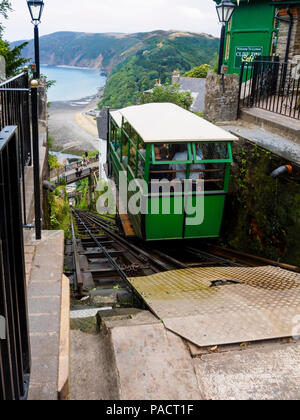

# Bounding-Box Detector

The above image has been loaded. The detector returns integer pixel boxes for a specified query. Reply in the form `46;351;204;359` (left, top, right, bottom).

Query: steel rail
72;209;131;285
76;210;180;272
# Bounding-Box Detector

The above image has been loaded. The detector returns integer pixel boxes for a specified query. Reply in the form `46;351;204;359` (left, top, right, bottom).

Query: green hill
99;31;219;108
11;31;143;71
12;30;219;107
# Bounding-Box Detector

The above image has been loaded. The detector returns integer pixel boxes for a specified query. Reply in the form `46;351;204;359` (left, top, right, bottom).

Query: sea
40;65;106;102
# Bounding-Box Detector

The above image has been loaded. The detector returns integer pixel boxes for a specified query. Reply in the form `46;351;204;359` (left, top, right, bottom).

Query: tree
184;64;211;79
0;0;12;38
140;82;193;110
0;39;29;77
0;1;30;77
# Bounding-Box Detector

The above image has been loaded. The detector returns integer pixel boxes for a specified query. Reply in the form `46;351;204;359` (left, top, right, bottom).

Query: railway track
67;209;299;310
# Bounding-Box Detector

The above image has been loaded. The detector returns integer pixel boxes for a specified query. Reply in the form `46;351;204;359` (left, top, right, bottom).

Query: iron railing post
31;81;42;240
34;25;40;79
218;23;226;75
0;126;31;400
23;69;32;166
237;61;245;117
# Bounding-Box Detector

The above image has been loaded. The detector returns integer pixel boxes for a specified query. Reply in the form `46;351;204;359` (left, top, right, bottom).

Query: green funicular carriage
108;103;238;241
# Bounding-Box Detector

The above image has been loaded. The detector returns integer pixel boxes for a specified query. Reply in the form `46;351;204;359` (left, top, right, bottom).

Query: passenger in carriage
191;144;205;181
170;145;205;181
149;146;171;182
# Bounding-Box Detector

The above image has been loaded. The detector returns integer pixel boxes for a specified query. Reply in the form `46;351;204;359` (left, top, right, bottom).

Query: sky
3;0;221;42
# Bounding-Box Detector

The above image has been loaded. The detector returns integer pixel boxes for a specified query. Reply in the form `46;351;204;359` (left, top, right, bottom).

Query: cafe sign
234;46;263;69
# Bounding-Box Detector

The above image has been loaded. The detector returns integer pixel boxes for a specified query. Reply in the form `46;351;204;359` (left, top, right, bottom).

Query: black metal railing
51;156;99;177
0;126;31;400
57;167;92;185
0;72;31;167
239;58;300;120
0;72;41;239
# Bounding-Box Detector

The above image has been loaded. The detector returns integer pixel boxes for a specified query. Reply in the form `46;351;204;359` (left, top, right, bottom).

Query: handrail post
237;61;245;118
31;80;42;240
23;68;32;166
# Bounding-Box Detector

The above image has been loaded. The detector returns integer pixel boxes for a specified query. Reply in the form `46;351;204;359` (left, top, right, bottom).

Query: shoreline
49;86;104;111
48;87;105;154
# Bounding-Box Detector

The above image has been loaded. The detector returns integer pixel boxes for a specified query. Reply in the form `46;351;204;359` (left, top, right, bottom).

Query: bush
48;154;61;171
140;82;193;110
184;64;211;78
48;186;71;238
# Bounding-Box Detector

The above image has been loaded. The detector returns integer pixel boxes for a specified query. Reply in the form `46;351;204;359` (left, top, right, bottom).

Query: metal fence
0;127;31;400
51;156;99;178
58;167;92;185
239;58;300;120
0;71;41;238
0;72;31;167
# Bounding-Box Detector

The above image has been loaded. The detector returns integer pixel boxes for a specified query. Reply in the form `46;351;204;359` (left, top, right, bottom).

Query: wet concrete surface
222;124;300;167
70;330;119;400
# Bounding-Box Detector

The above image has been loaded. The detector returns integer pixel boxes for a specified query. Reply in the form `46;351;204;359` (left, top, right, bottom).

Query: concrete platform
99;310;300;400
193;340;300;400
221;124;300;167
239;108;300;145
25;230;70;400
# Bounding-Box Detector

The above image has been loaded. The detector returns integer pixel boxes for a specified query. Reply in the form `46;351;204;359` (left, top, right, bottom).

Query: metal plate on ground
129;266;300;347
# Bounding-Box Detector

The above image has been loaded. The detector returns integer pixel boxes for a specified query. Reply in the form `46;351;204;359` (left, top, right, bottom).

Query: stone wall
277;7;300;61
0;56;6;81
221;138;300;267
294;12;300;57
38;78;48;127
204;71;240;123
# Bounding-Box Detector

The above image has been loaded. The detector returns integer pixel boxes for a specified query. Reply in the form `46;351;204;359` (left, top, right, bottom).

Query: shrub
184;64;211;78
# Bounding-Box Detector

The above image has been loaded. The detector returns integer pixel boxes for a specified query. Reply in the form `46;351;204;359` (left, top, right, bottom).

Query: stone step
239;108;300;145
106;322;201;400
26;230;70;401
221;123;300;167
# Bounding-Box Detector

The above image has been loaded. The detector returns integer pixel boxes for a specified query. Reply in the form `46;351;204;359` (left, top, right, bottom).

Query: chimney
172;70;180;84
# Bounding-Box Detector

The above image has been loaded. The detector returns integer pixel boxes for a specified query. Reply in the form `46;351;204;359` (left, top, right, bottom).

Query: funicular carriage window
149;144;208;179
128;128;138;173
111;123;121;154
148;143;197;194
137;141;146;179
122;122;146;178
193;142;230;191
118;121;130;168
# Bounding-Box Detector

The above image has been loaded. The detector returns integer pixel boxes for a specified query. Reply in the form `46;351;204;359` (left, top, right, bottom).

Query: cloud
4;0;220;42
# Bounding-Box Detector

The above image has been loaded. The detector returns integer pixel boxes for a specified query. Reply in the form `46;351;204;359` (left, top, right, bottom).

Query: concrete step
239;108;300;145
221;123;300;167
26;230;70;401
98;310;202;400
99;308;159;330
106;322;201;400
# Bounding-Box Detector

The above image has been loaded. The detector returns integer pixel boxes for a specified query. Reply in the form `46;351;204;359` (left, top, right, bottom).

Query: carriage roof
110;103;238;144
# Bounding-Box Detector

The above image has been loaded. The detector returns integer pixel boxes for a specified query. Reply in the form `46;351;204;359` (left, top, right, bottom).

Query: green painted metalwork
108;114;234;241
222;0;277;76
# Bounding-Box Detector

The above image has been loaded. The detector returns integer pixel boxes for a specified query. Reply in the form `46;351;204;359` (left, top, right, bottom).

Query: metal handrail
0;126;31;400
0;72;27;87
0;71;42;239
239;58;300;120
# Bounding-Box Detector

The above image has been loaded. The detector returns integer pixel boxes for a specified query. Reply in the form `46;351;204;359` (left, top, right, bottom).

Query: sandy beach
48;92;103;155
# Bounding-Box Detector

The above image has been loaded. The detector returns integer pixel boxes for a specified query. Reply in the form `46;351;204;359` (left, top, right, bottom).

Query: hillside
12;30;219;107
11;31;143;72
99;31;219;108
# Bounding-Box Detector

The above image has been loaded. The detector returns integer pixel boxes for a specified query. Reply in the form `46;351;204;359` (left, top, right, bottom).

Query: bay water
40;65;106;102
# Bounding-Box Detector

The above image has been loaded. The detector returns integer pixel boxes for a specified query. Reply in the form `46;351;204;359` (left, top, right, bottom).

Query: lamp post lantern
216;0;236;75
27;0;44;78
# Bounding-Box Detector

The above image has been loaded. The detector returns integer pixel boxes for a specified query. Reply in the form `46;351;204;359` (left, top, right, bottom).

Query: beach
48;92;102;155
